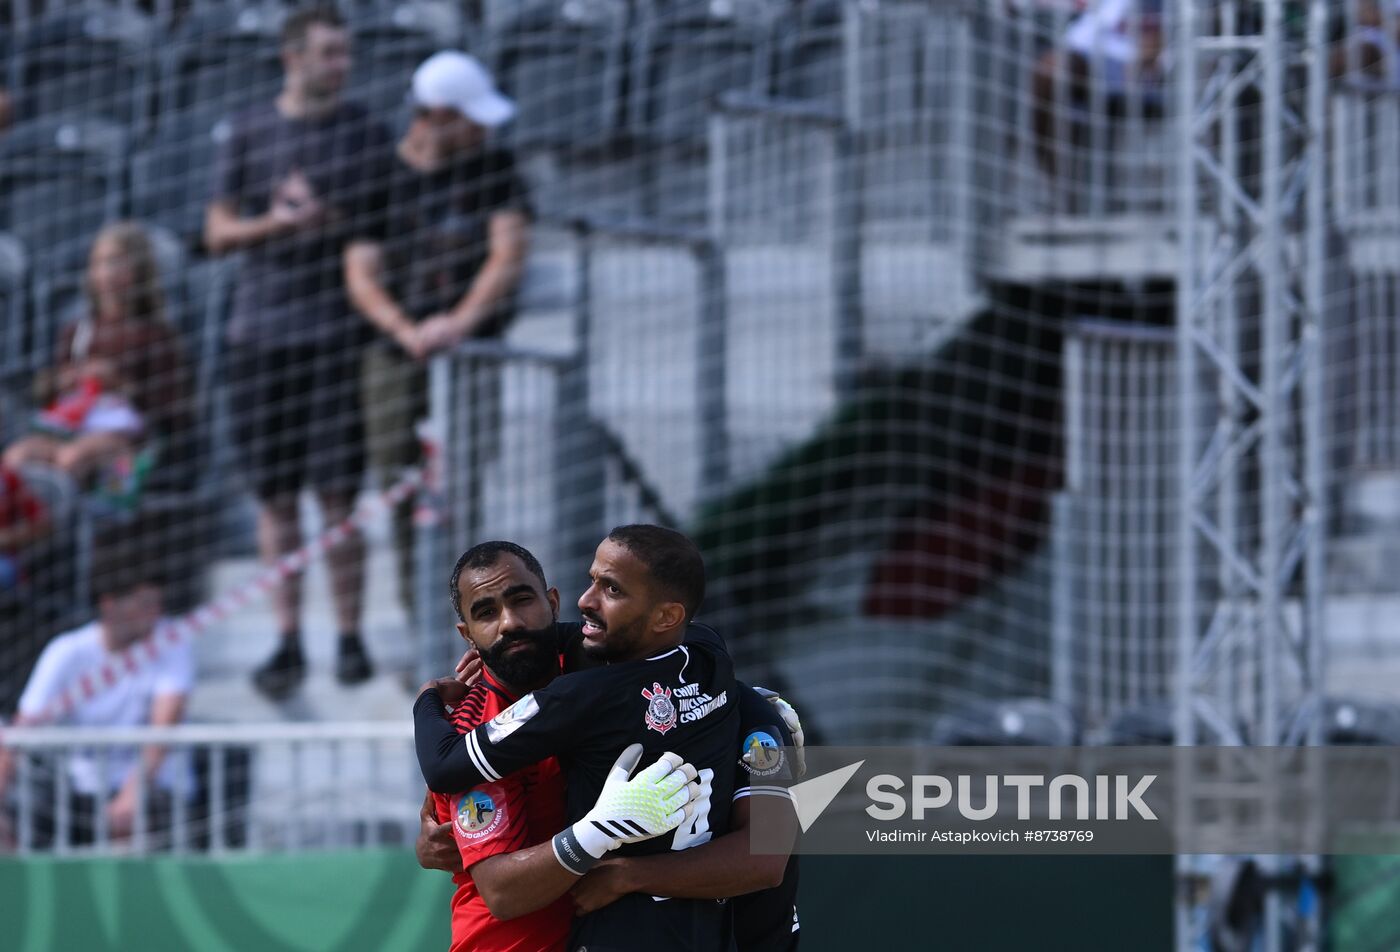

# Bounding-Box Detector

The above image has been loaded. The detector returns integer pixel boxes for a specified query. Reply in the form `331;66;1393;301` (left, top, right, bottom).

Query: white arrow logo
789;760;865;833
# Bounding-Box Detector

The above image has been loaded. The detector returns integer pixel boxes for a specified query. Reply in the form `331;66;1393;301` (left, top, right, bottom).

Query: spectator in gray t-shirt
205;4;392;700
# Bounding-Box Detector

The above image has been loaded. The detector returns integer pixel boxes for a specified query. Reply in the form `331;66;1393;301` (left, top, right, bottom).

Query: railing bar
133;752;147;855
210;745;226;854
17;751;33;854
55;752;70;855
291;740;304;851
3;722;415;747
329;740;341;848
713;89;846;126
172;744;188;854
94;747;110;849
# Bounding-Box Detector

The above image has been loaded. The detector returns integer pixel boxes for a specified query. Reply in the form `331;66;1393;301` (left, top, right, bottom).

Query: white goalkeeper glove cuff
552;743;699;875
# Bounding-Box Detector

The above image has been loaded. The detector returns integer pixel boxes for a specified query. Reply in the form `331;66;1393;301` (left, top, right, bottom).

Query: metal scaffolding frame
1174;1;1327;950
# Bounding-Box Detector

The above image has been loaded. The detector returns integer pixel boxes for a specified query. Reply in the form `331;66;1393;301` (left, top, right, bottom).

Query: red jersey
431;668;571;952
0;465;43;539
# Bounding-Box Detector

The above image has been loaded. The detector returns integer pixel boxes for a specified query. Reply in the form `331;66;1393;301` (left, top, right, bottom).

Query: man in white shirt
1031;0;1166;178
0;519;194;849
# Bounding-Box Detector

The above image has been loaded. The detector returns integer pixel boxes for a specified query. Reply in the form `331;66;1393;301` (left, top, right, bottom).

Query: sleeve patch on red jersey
454;783;508;842
484;693;539;744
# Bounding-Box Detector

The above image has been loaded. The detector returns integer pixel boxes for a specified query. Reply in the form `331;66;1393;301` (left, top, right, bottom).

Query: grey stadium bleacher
0;0;1001;686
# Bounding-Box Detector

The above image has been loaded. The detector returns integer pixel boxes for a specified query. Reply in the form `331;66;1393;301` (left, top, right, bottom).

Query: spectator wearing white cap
345;51;532;625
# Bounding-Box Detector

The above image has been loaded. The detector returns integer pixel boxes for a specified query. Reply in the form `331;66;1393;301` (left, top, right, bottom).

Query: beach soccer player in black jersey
417;536;803;949
417;526;795;950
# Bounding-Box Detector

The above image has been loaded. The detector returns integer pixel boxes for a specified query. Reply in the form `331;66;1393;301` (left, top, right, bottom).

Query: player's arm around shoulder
473;744;700;921
570;792;795;914
570;685;804;913
415;669;595;794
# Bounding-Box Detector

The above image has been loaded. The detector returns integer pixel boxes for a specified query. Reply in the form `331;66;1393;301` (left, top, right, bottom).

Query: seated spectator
0;516;194;850
3;222;193;506
1032;0;1166;178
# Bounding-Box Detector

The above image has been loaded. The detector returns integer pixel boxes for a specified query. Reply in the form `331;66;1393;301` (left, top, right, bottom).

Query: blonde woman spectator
3;222;192;493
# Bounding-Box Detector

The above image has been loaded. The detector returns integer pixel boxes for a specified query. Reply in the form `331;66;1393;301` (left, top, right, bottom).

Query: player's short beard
480;625;557;690
580;613;647;663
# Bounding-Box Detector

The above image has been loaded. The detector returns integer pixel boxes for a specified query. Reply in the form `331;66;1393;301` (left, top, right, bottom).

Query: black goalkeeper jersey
419;622;741;951
732;686;801;951
563;623;800;949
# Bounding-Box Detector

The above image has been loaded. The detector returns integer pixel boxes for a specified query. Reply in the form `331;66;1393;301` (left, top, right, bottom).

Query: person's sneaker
336;634;374;686
252;640;305;701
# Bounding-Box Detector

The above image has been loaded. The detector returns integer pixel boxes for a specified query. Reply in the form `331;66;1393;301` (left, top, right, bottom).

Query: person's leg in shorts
227;345;315;699
308;345;372;685
361;345;426;622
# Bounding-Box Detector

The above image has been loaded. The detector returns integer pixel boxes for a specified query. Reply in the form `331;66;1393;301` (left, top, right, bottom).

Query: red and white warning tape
26;467;426;727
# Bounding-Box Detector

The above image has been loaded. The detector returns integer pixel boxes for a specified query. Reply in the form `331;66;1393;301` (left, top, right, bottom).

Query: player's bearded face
480;624;556;688
578;609;649;662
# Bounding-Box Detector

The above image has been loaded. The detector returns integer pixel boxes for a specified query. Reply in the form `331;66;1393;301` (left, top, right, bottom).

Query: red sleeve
431;791;453;826
447;778;530;870
1;468;43;525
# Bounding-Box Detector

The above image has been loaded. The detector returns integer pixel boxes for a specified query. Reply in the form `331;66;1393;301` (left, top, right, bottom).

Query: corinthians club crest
642;682;677;734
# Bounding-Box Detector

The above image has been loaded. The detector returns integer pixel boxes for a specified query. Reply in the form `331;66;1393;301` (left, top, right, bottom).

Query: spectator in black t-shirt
205;4;394;700
344;51;531;622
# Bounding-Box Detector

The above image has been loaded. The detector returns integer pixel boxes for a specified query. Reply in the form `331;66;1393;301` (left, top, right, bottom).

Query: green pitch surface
3;851;1173;951
0;849;451;952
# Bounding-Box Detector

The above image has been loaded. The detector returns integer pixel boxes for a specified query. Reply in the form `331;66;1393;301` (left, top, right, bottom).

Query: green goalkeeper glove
552;743;698;875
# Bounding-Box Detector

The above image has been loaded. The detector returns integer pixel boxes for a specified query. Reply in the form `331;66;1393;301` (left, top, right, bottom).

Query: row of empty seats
5;1;933;149
6;3;465;133
0;0;964;255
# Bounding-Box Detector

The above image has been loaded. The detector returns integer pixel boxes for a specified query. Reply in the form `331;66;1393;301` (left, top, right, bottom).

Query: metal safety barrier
1;721;418;856
1053;319;1178;731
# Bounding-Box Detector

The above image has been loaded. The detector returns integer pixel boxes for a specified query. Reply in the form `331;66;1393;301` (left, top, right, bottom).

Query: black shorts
226;344;365;500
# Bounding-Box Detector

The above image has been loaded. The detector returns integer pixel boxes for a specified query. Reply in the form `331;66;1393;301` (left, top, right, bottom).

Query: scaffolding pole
1174;1;1327;949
